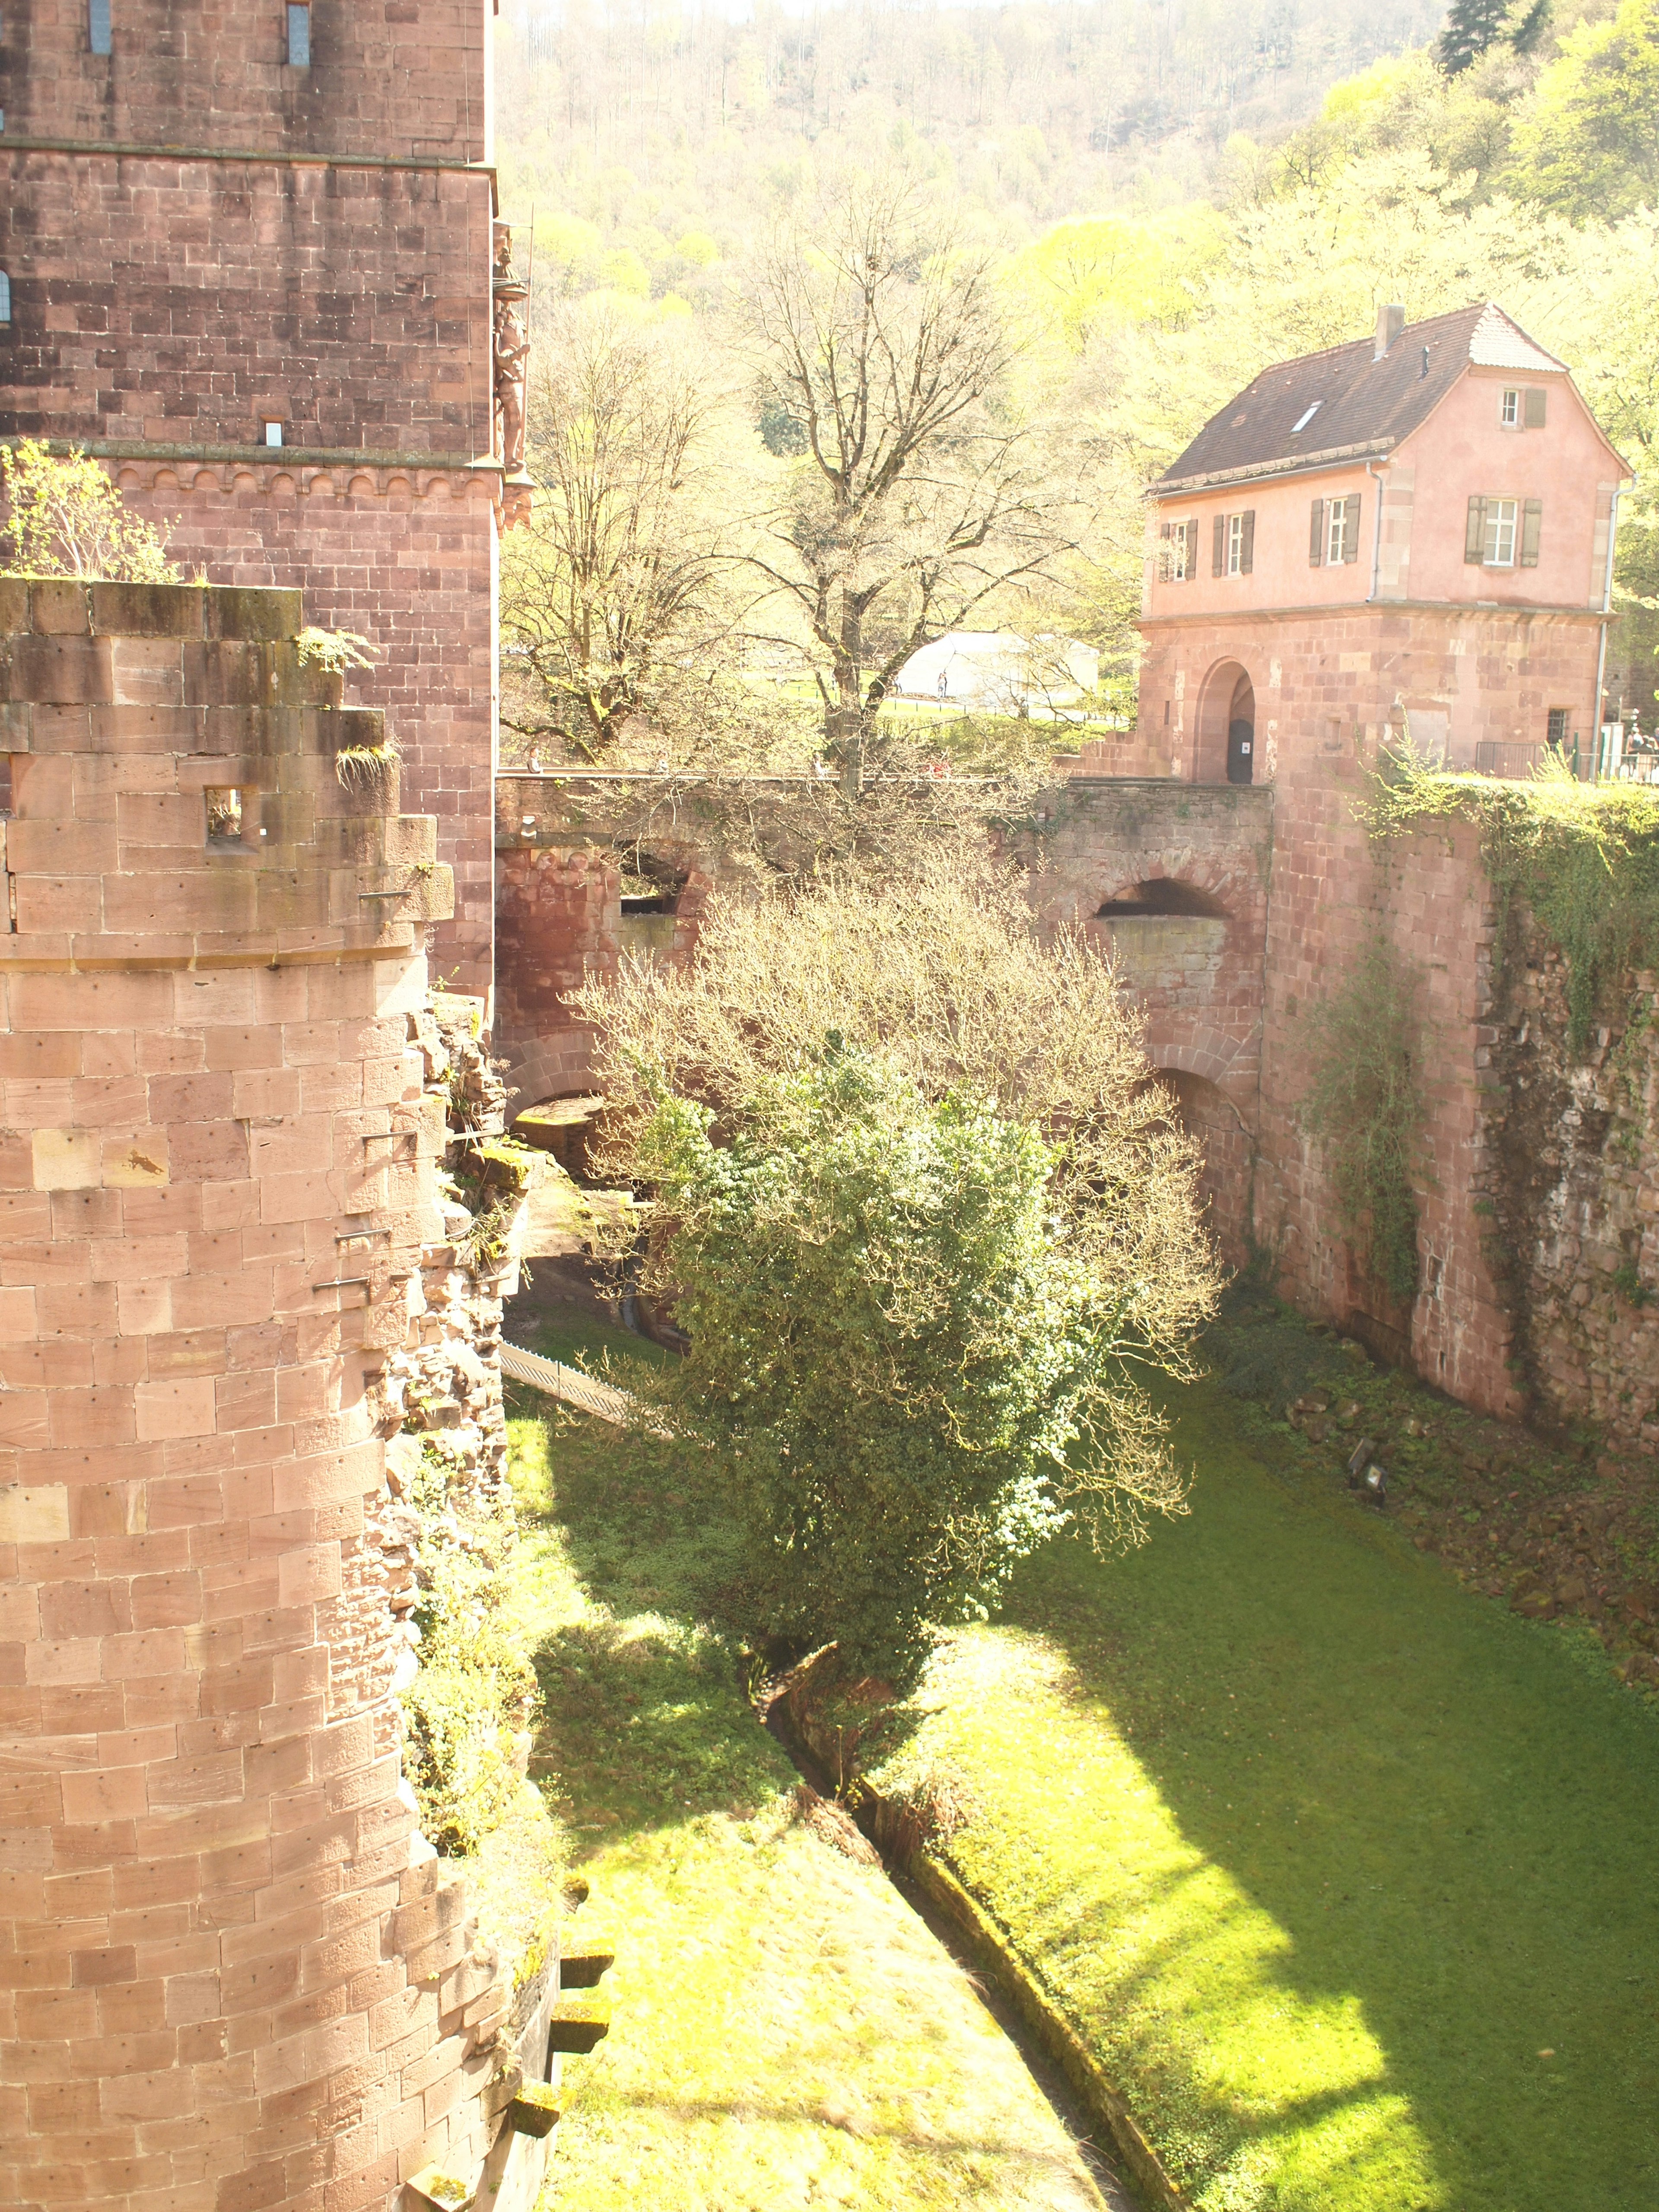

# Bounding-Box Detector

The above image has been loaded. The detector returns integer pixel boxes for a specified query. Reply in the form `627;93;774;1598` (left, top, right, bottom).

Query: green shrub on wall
1362;745;1659;1058
400;1440;543;1855
1302;938;1427;1306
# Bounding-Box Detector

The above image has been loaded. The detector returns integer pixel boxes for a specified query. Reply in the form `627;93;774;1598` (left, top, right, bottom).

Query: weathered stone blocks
0;582;529;2212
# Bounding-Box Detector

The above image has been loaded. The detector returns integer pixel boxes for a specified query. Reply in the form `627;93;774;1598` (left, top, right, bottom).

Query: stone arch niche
1093;877;1230;1007
1150;1066;1253;1265
1194;658;1258;785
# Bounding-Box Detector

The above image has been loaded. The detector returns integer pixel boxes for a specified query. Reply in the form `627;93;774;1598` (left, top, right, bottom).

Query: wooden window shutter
1212;515;1226;577
1239;510;1255;574
1309;498;1325;566
1465;495;1487;564
1342;493;1360;563
1184;520;1199;579
1524;387;1547;429
1521;498;1542;567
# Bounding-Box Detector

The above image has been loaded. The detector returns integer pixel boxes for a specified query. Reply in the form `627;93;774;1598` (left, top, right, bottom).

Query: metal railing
1473;740;1544;780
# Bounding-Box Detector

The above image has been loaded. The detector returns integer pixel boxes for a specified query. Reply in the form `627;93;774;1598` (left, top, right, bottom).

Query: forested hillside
493;0;1659;738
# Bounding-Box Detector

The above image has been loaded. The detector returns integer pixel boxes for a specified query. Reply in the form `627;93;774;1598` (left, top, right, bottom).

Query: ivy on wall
1361;747;1659;1057
1302;937;1427;1306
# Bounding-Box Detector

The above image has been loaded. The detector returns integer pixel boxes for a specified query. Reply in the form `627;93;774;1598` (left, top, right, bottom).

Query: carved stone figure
493;289;529;473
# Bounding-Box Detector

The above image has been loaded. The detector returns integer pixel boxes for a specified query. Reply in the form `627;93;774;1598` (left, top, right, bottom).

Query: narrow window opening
0;270;10;324
89;0;110;53
1227;514;1244;575
0;755;13;814
1291;401;1321;433
206;788;245;848
1500;388;1520;427
1483;496;1518;567
1547;707;1569;747
286;3;310;65
619;867;679;918
263;420;284;448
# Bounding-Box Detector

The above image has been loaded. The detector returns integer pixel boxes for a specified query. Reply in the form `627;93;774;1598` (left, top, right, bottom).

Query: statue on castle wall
494;289;530;475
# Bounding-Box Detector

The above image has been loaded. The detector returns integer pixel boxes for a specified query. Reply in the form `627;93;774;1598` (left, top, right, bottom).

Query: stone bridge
491;772;1274;1264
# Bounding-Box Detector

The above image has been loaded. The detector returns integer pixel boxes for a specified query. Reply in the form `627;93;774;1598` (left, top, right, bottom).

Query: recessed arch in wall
1194;658;1258;785
1098;877;1230;919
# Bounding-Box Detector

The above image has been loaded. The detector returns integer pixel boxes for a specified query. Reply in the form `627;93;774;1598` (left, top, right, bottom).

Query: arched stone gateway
1194;658;1258;785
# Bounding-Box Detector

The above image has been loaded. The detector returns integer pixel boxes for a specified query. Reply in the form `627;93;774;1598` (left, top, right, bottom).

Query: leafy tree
1507;0;1659;219
573;858;1219;1684
637;1054;1184;1684
0;441;178;582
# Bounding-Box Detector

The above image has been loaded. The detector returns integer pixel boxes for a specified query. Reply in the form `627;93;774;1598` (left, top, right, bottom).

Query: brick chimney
1374;302;1406;360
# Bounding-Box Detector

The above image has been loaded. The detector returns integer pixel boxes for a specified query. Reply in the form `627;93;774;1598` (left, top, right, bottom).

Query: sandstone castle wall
0;2;503;995
0;580;531;2212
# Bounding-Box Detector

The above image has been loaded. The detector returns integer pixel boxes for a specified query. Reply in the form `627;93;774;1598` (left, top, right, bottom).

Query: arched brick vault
1025;779;1274;1259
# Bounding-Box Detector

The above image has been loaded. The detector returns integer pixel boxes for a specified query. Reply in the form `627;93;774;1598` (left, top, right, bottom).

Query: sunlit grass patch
507;1383;1109;2211
860;1381;1659;2211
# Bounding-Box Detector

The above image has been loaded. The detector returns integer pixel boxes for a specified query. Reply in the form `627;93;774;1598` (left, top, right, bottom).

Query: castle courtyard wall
0;580;520;2212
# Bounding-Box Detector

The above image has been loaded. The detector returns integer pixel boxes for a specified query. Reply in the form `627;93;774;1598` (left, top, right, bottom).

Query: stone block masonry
0;0;506;995
1025;779;1273;1266
0;580;515;2212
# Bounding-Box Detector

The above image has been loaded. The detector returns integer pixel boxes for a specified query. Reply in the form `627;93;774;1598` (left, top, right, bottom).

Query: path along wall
0;580;530;2212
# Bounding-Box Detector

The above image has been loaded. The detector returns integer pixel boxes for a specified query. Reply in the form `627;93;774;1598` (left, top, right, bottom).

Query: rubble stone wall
1025;779;1274;1266
493;778;718;1109
0;580;521;2212
1486;947;1659;1456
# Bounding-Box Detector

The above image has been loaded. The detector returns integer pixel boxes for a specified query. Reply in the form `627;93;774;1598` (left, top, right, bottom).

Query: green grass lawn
506;1383;1112;2212
519;1296;673;1378
860;1376;1659;2212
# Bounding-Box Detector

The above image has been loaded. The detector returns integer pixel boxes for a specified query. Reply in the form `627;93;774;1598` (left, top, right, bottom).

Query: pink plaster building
1127;300;1628;785
1055;304;1636;1403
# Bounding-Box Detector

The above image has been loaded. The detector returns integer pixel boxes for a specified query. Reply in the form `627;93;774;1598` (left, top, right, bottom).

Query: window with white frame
1158;518;1195;582
1465;494;1541;568
1327;496;1354;564
1501;388;1520;427
1211;509;1255;577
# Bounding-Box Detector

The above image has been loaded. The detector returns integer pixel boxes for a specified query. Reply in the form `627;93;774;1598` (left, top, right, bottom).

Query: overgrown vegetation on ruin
569;857;1219;1684
0;439;178;582
1361;745;1659;1055
1301;936;1428;1304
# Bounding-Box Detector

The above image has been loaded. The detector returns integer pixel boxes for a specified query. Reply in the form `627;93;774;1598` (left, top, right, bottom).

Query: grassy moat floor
507;1375;1116;2212
508;1298;1659;2211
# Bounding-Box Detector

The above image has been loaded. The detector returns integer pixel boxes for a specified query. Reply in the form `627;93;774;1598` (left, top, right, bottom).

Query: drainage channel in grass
505;1346;1131;2212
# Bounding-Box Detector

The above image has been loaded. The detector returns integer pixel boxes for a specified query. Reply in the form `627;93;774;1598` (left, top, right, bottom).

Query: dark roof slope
1154;303;1567;494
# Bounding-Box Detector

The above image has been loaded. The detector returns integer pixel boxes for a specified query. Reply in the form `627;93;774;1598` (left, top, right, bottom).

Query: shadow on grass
509;1383;788;1859
986;1376;1659;2210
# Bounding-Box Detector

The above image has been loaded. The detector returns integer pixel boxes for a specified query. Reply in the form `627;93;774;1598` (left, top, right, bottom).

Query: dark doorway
1226;673;1256;785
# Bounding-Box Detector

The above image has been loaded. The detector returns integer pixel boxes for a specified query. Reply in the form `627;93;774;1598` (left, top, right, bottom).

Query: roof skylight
1291;402;1322;433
